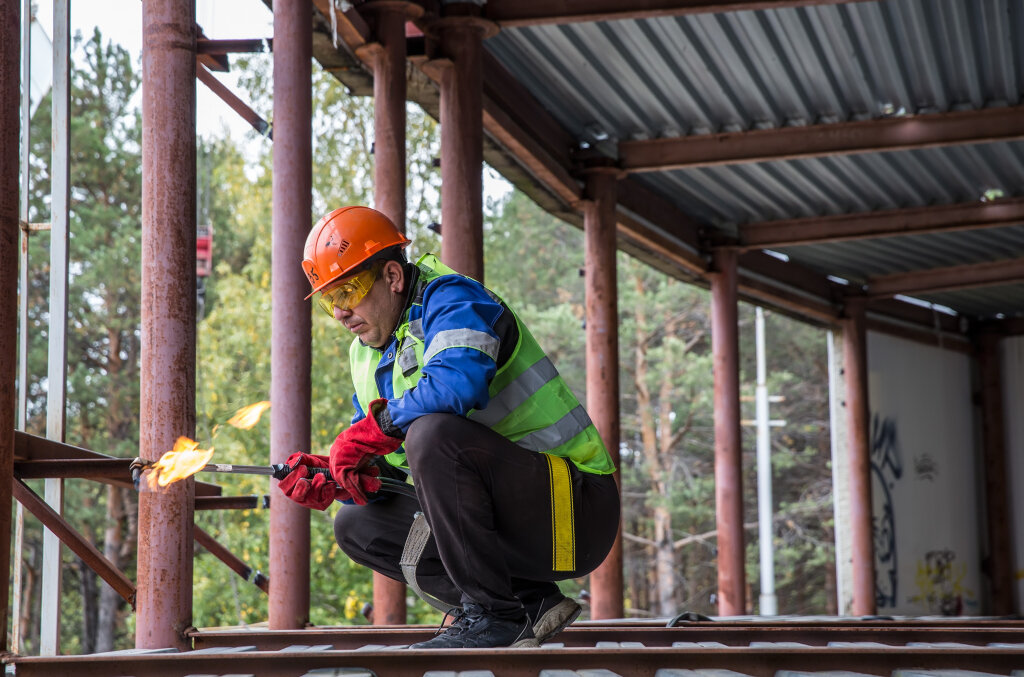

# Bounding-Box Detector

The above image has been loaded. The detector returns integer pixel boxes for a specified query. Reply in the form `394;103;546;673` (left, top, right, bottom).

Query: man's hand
278;452;340;510
329;398;403;501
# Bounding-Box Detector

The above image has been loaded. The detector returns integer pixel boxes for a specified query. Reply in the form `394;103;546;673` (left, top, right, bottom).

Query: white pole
756;307;778;616
42;0;71;655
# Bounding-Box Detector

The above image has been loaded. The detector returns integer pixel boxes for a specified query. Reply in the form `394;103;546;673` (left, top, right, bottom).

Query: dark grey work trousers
333;413;620;620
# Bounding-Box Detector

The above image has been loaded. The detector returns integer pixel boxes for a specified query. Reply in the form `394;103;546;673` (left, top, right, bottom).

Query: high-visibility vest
350;254;615;475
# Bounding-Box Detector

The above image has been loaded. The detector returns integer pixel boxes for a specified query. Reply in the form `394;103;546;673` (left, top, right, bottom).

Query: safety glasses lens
317;268;376;316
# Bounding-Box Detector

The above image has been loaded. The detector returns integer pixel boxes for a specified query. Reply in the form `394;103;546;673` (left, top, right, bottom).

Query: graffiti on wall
911;549;973;615
871;414;902;609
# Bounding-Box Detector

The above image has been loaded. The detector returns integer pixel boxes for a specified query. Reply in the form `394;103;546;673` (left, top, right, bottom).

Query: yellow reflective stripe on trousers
546;454;575;572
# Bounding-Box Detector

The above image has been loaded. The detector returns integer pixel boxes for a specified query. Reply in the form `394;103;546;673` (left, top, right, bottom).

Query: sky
32;0;275;139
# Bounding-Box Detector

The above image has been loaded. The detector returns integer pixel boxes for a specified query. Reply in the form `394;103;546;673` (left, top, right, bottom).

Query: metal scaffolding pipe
269;0;313;631
841;295;875;616
194;524;269;594
1;0;22;653
363;0;421;625
711;247;745;616
584;168;623;620
136;0;197;651
13;479;136;607
436;10;491;282
976;331;1015;615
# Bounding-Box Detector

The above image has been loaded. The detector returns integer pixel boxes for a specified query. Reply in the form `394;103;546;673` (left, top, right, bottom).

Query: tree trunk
79;558;98;653
96;486;126;652
653;506;676;616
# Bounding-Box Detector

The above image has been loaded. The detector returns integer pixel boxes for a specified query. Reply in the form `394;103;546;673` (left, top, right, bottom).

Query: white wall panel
1002;335;1024;612
867;332;981;616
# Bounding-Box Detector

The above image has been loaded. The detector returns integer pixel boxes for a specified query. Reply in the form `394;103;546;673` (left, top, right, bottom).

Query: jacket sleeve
386;275;506;433
350;392;365;425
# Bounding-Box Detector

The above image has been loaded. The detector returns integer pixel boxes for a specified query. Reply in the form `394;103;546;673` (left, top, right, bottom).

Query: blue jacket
350;263;513;432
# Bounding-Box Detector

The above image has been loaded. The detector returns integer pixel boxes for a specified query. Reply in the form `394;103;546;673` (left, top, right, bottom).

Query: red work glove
329;399;402;503
278;452;341;510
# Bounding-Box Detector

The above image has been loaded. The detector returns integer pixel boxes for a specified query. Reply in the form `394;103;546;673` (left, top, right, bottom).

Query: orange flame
147;436;215;489
226;401;271;430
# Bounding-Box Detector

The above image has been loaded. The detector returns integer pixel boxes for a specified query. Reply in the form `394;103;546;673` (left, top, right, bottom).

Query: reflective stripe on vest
424;328;500;364
469;356;557;427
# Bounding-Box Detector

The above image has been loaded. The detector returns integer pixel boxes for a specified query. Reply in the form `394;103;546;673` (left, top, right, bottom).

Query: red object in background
196;224;213;277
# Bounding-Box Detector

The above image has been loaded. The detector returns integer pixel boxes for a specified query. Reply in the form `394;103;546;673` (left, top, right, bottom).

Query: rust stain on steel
9;644;1024;677
841;296;875;616
1;0;22;651
710;247;745;616
189;622;1024;651
584;169;624;620
366;1;412;625
269;0;312;631
137;0;196;652
438;17;486;282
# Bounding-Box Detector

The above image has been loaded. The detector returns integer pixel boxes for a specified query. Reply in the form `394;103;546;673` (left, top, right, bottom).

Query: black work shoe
410;604;538;649
528;594;582;644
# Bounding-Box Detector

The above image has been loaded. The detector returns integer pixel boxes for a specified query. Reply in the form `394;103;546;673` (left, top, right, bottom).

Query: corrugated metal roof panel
633;142;1024;226
918;283;1024;319
486;0;1024;145
775;223;1024;282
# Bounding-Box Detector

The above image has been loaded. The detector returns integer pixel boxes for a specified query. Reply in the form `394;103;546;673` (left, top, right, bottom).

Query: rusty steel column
359;0;422;626
1;0;20;652
841;295;875;616
710;247;745;616
583;168;623;620
976;330;1015;615
269;0;312;630
137;0;196;651
434;5;495;282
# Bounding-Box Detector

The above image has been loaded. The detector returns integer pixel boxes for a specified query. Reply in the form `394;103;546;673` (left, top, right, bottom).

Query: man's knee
404;413;461;464
333;505;369;559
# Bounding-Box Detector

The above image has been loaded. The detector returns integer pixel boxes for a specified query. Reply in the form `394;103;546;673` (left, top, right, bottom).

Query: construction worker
278;206;620;649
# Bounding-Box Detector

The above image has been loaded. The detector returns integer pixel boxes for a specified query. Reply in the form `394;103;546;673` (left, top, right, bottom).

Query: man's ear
385;260;405;293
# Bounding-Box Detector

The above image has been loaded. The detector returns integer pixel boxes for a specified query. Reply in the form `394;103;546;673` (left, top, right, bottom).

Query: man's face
325;261;405;349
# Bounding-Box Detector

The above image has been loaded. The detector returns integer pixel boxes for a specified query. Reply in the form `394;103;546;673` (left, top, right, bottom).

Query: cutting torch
130;459;416;499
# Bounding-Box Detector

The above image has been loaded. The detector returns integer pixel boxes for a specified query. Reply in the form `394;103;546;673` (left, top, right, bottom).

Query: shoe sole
532;598;582;644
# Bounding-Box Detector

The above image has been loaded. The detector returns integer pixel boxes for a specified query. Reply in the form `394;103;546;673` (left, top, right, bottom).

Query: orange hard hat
301;206;410;299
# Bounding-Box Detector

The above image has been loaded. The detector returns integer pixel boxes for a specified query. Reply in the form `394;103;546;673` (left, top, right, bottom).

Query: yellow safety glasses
317;266;378;316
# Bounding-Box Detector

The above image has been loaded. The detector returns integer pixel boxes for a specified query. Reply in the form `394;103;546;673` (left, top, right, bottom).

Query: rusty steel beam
197;37;272;54
739;197;1024;250
710;247;745;616
479;50;581;205
13;479;136;607
619;105;1024;172
975;331;1015;615
194;524;269;593
196;63;272;138
269;0;313;632
137;0;197;651
841;296;875;617
483;0;874;26
584;169;624;620
358;0;421;626
1;0;20;652
13;430;222;495
433;11;493;282
15;458;132;479
9;645;1024;677
195;495;269;510
867;257;1024;298
190;623;1024;651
